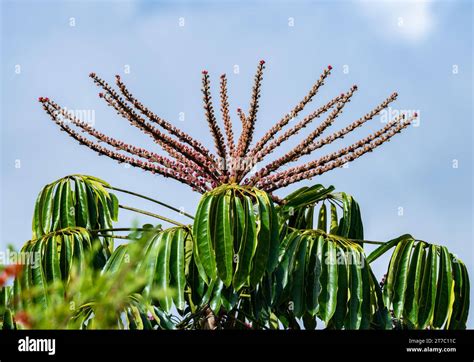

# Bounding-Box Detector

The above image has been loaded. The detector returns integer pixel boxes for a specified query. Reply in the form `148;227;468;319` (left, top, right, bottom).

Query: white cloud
357;0;435;43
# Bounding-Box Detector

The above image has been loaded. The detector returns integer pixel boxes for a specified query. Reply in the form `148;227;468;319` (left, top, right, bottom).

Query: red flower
202;70;208;75
4;264;22;277
14;311;32;328
99;93;104;98
0;273;7;286
328;65;333;70
259;60;265;65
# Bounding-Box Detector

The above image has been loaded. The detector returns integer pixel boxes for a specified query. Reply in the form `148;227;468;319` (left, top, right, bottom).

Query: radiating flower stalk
39;61;417;199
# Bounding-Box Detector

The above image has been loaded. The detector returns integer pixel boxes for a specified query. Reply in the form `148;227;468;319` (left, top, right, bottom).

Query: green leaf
317;203;327;232
359;256;372;329
284;184;335;210
418;245;438;329
156;230;173;312
392;238;415;318
432;246;453;328
109;193;119;222
233;195;257;290
210;279;224;313
2;309;15;330
250;192;271;286
305;235;323;316
404;241;425;327
193;194;217;280
329;203;338;234
31;239;48;307
345;248;362;329
318;238;338;323
366;234;413;264
32;187;46;238
272;232;300;305
458;262;470;329
291;235;308;317
332;244;348;329
75;178;90;228
337;193;351;237
169;228;186;310
60;180;75;228
103;245;129;273
45;235;63;290
383;237;411;307
259;191;279;273
214;191;233;286
51;181;64;231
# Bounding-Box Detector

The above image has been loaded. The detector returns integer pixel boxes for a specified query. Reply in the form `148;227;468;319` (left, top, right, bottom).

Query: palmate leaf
262;229;386;329
104;226;189;313
32;175;119;252
192;184;279;291
14;228;95;308
279;185;364;241
369;236;469;329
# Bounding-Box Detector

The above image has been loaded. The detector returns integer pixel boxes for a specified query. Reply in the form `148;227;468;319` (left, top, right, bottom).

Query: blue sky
1;0;472;327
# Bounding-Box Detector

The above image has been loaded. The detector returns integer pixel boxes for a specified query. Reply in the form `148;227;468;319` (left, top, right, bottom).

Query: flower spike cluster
39;60;417;198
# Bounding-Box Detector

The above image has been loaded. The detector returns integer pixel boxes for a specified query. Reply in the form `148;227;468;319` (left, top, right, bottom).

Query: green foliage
192;184;279;291
32;175;119;251
369;235;470;329
1;176;470;330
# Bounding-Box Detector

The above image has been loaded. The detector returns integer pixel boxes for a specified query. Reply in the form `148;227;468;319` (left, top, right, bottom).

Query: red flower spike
202;70;208;75
328;65;333;70
38;97;43;102
99;93;104;98
259;60;265;65
414;112;418;117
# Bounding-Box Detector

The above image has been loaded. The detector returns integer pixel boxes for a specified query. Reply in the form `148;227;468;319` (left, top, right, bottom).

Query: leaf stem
119;204;185;227
106;185;194;219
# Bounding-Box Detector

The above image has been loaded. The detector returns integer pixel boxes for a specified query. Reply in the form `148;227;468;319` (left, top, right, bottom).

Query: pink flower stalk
40;61;414;198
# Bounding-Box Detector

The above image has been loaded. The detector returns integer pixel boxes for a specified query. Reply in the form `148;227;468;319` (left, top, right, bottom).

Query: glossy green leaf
291;235;308;317
214;191;233;286
233;195;256;290
317;203;327;232
432;246;453;328
392;238;415;318
418;245;438;329
250;192;271;286
345;248;362;329
170;228;186;310
193;194;217;280
318;238;338;323
305;235;323;316
156;231;173;312
404;241;425;327
332;244;348;329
